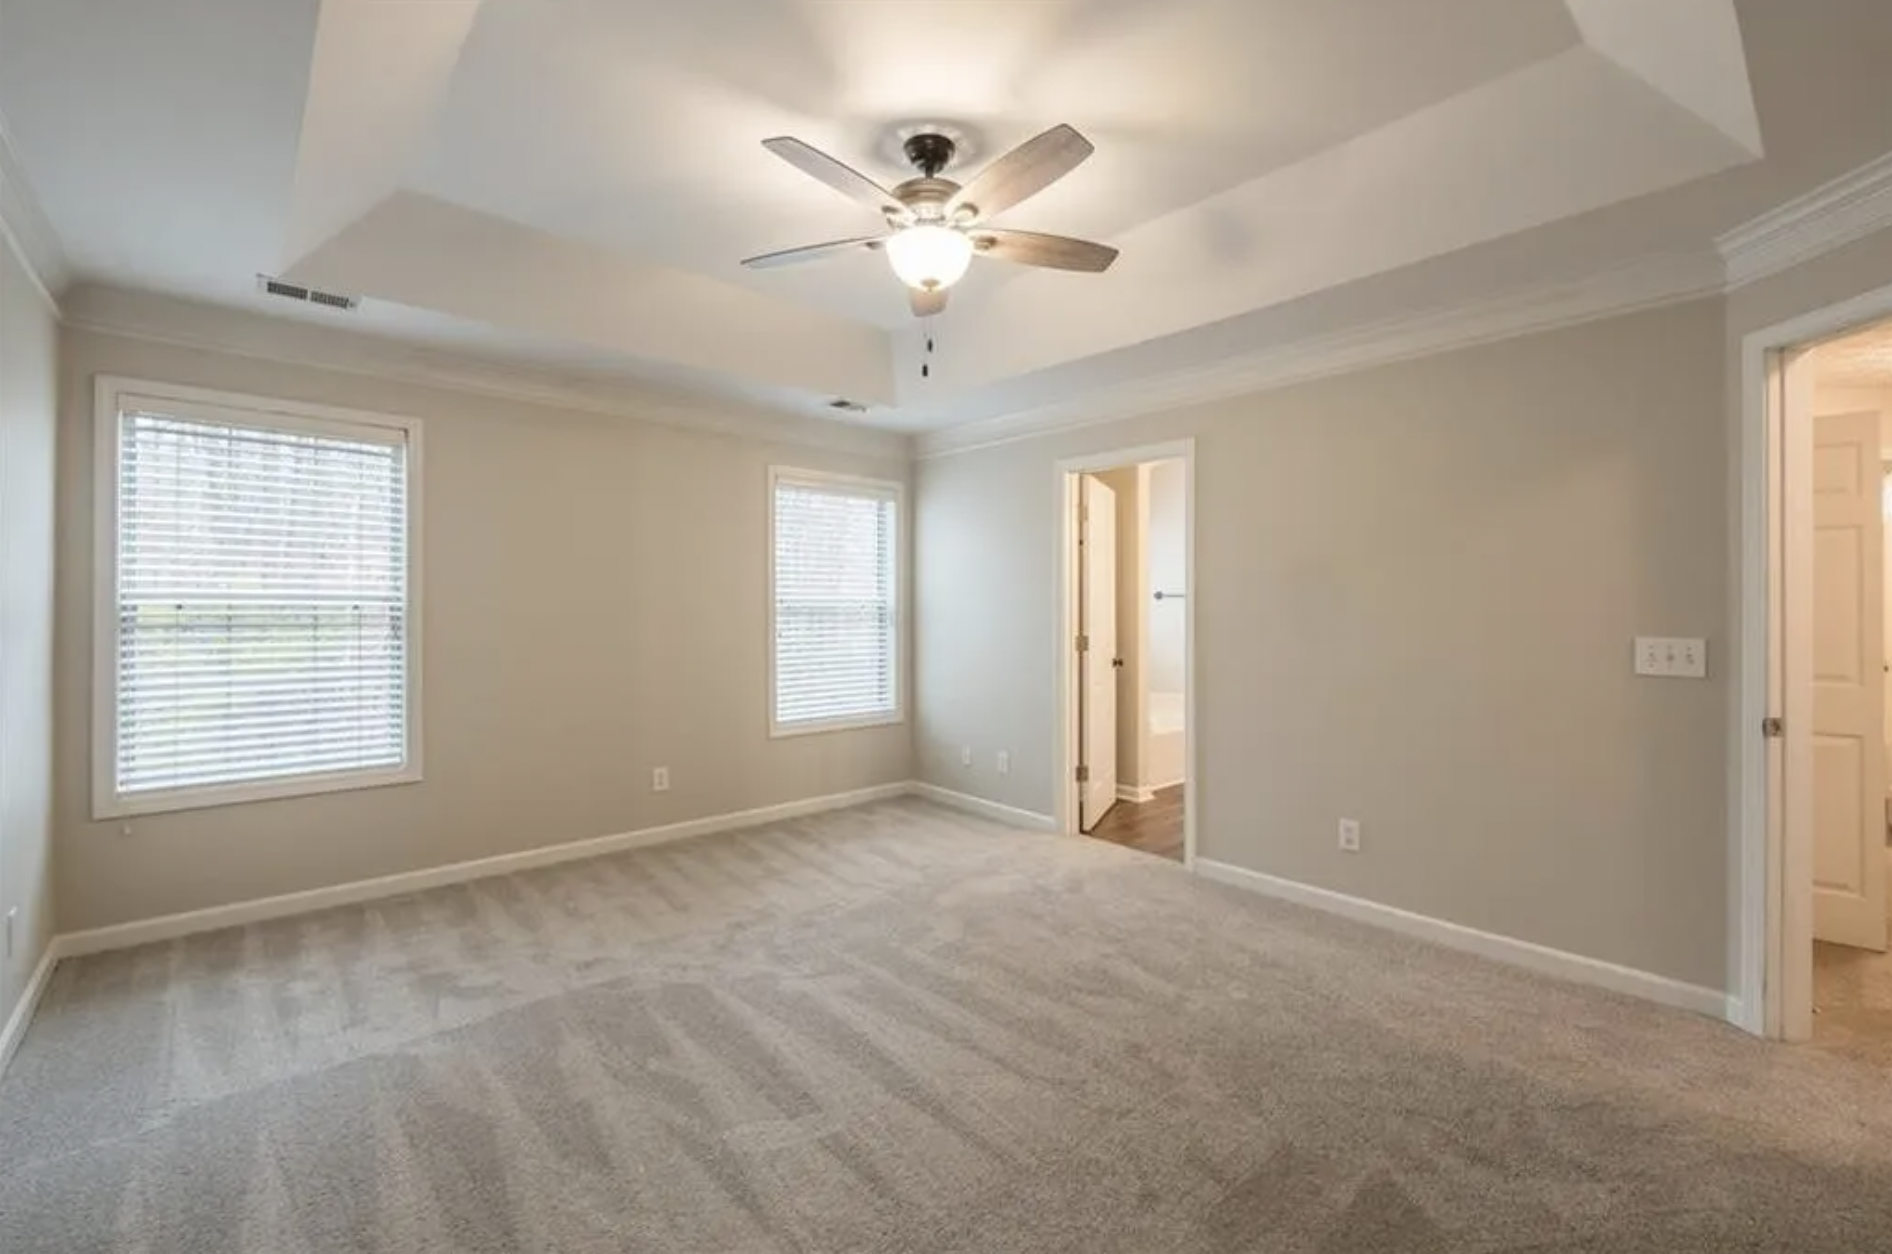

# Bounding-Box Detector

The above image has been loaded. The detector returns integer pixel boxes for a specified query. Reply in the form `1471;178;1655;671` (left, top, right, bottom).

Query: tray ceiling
3;0;1887;431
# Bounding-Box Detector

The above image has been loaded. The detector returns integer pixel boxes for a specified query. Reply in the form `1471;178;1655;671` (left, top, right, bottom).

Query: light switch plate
1634;637;1707;679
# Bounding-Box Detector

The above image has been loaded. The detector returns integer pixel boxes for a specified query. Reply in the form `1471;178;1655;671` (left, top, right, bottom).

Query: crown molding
916;250;1726;459
61;285;911;460
1718;150;1892;291
0;108;70;313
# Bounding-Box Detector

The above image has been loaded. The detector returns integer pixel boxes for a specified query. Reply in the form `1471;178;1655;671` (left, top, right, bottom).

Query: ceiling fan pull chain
922;320;937;379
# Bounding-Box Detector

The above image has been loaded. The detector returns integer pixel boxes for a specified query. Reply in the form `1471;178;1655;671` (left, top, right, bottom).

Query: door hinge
1076;634;1089;653
1075;765;1090;784
1762;716;1784;739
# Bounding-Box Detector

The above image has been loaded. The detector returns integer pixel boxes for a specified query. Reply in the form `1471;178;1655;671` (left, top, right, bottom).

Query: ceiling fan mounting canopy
902;132;958;179
743;122;1120;318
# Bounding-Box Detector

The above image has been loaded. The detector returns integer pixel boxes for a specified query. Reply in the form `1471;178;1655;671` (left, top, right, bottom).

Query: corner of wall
0;192;64;1058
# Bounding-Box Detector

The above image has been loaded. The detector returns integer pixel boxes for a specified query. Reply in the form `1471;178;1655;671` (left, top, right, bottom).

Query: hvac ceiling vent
256;274;361;311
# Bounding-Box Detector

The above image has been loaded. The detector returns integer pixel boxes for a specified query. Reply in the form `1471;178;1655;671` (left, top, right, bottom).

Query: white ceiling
4;0;1892;432
1817;322;1892;392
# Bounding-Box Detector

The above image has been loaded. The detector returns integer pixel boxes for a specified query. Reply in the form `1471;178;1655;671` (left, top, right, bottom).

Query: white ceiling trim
61;286;909;460
0;107;69;313
917;250;1726;459
1718;150;1892;290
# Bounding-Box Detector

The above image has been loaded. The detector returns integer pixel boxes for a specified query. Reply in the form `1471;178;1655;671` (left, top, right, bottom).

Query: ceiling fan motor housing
890;177;959;221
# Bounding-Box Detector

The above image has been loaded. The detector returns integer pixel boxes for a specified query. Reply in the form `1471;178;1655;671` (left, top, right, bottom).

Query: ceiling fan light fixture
885;225;973;292
743;125;1114;315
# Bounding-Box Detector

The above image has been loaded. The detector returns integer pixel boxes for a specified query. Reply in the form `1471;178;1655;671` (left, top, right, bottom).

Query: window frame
92;376;425;819
767;466;905;739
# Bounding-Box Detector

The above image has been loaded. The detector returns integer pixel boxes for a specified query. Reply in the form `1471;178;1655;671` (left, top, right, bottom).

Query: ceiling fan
741;125;1120;317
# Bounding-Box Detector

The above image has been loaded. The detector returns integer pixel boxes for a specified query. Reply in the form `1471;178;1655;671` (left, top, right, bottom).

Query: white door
1812;409;1888;951
1079;475;1119;831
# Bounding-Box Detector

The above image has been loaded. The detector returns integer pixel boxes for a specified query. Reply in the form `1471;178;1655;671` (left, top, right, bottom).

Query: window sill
769;712;905;740
94;763;422;821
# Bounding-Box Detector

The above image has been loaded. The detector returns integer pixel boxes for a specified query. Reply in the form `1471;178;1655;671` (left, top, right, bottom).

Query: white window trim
92;376;425;819
767;465;905;739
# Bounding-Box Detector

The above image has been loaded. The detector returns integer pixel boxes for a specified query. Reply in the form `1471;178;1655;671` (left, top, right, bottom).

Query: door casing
1055;440;1197;865
1738;282;1892;1040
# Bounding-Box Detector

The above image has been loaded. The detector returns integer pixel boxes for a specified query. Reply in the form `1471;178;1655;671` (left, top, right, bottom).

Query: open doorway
1739;286;1892;1047
1056;442;1195;866
1804;321;1892;1060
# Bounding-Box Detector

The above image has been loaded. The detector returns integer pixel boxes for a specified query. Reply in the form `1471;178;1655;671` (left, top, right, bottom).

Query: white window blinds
771;473;900;731
109;404;413;806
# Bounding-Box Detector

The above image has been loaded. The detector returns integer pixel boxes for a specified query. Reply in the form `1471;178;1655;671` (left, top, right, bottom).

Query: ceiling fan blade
947;124;1094;222
741;236;885;270
910;287;949;318
973;229;1118;273
762;137;906;218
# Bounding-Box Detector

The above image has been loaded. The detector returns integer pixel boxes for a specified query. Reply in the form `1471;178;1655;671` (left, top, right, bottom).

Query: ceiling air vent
256;274;361;311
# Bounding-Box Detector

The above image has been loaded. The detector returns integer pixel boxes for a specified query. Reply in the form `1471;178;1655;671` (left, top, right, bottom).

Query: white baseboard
53;782;913;959
1116;780;1183;804
1193;859;1729;1020
0;944;58;1077
908;782;1059;832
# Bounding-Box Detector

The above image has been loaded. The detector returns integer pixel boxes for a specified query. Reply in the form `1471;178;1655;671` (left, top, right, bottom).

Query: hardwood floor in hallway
1086;785;1184;862
1813;847;1892;1065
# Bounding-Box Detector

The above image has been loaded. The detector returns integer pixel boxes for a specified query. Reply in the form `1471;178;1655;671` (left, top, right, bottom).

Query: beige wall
34;225;1892;989
55;328;912;931
0;242;58;1030
918;300;1731;989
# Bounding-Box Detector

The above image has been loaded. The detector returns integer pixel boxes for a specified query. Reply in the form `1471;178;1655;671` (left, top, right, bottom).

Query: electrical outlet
1634;637;1708;679
996;750;1010;775
1338;819;1362;853
961;746;973;768
652;767;670;793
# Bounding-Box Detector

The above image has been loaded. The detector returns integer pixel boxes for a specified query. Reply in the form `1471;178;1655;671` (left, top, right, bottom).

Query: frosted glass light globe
886;225;974;291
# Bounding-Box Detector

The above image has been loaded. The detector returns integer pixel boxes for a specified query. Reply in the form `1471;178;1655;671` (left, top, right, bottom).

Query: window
770;468;901;735
95;380;420;817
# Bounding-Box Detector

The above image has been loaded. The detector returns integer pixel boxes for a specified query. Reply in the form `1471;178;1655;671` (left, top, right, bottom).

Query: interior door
1079;475;1119;832
1812;409;1888;951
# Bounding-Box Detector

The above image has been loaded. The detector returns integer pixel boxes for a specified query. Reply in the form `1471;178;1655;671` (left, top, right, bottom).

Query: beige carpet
5;798;1892;1252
